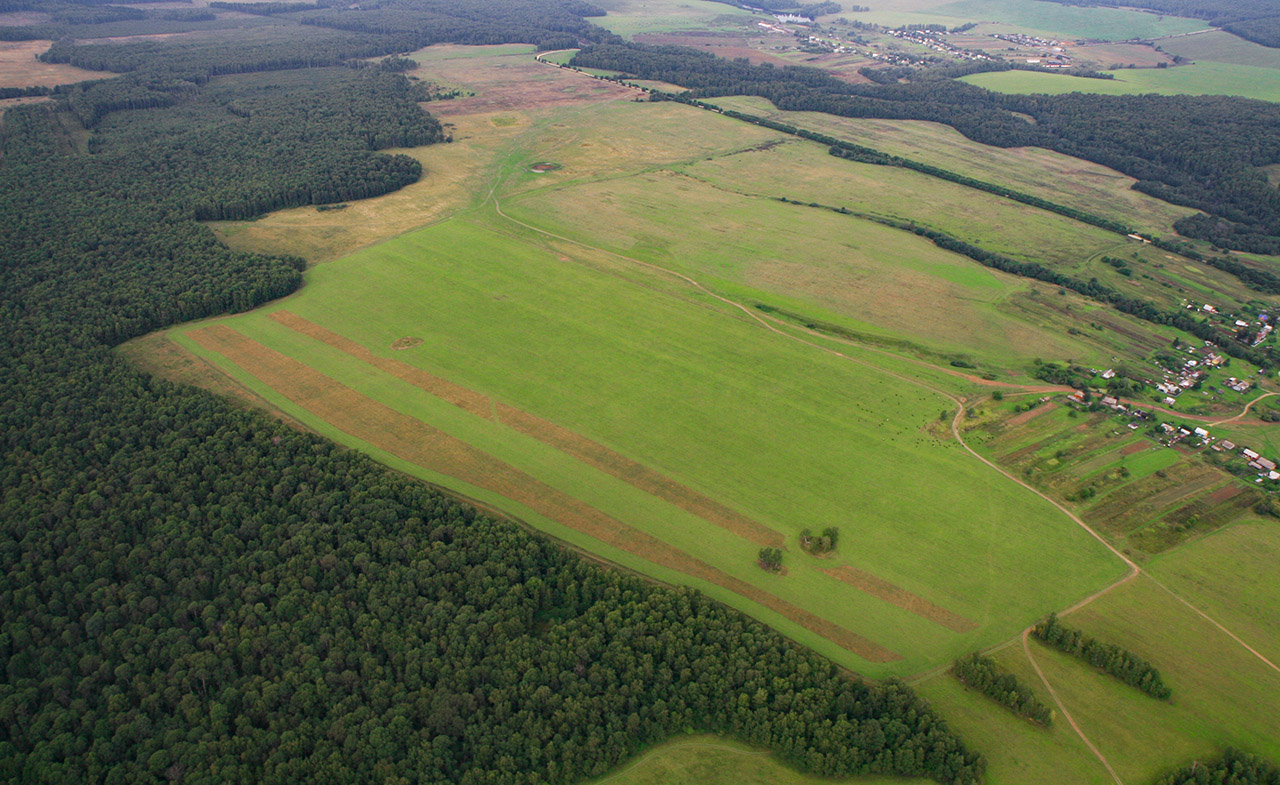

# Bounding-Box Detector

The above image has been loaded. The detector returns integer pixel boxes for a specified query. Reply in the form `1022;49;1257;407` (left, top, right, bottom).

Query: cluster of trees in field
1032;614;1172;699
0;12;987;785
1157;748;1280;785
1035;0;1280;48
951;653;1052;726
572;43;1280;254
757;548;785;572
800;527;839;555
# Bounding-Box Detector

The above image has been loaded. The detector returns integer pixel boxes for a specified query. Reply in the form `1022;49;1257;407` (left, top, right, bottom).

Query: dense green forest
0;6;984;784
572;43;1280;254
1033;0;1280;48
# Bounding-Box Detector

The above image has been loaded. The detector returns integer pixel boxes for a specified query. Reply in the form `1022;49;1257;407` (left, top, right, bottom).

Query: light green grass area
1039;575;1280;783
962;62;1280;102
1159;30;1280;70
917;572;1280;785
504;138;1205;371
705;95;1197;236
850;0;1204;40
591;0;758;39
174;209;1125;676
914;662;1113;785
1147;521;1280;664
583;736;929;785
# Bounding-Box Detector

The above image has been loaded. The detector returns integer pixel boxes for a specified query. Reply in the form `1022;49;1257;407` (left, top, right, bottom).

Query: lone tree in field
757;547;784;572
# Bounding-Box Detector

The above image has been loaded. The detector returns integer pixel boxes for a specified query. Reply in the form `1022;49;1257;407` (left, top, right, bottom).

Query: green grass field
849;0;1205;40
127;40;1280;785
705;95;1197;237
170;206;1125;677
1147;521;1280;664
591;0;758;39
1159;30;1280;70
962;62;1280;102
912;572;1280;785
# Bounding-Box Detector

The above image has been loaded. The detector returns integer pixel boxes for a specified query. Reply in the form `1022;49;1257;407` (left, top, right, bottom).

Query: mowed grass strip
268;310;785;549
186;324;901;663
820;565;976;634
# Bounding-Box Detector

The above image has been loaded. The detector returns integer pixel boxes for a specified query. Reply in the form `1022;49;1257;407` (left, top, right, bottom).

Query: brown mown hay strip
821;565;976;634
268;311;785;549
188;325;899;663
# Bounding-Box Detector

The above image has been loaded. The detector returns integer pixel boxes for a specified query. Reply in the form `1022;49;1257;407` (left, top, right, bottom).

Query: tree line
1032;614;1172;699
0;9;985;785
951;653;1052;726
1156;748;1280;785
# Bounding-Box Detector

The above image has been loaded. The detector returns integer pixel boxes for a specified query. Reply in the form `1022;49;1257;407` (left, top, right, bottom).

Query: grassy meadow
962;62;1280;103
843;0;1205;40
170;208;1125;676
122;41;1280;784
703;95;1198;236
590;0;758;39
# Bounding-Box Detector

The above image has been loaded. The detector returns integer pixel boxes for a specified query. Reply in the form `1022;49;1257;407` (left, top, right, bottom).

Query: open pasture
212;46;717;262
1033;575;1280;783
504;164;1173;373
591;0;758;39
1158;29;1280;70
916;571;1280;785
847;0;1204;40
0;40;112;88
1147;521;1280;664
962;62;1280;103
171;202;1127;677
704;95;1197;236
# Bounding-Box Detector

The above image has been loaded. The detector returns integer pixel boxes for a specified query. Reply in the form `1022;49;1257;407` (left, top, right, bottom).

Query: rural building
1194;427;1209;438
1258;457;1277;472
1221;441;1236;451
1244;448;1260;460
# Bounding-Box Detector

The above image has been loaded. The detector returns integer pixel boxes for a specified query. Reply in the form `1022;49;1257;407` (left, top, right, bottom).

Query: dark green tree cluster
1156;748;1280;785
800;527;839;555
0;14;984;785
758;548;785;572
951;653;1051;726
571;42;1280;253
1032;614;1172;699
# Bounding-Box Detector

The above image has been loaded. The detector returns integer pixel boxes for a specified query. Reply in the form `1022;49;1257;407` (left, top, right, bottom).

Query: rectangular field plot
172;213;1124;676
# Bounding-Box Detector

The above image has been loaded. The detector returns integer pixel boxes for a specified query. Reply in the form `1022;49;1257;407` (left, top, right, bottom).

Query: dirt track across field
189;323;899;663
268;310;786;549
